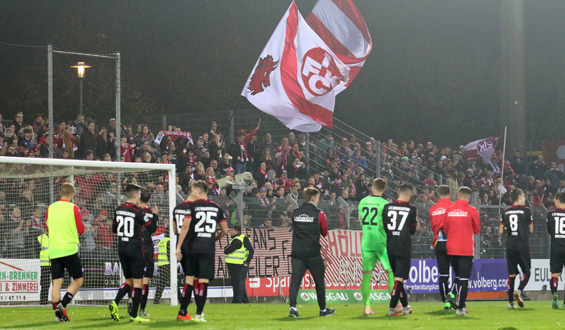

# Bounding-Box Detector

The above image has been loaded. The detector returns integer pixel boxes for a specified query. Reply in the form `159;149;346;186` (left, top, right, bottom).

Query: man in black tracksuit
288;187;335;318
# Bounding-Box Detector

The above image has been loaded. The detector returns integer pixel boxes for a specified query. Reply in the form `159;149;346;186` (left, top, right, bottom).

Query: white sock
290;307;297;311
321;308;326;312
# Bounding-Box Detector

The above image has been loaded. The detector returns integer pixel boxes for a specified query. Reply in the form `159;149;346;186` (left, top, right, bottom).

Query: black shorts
550;247;565;274
182;252;215;280
388;254;410;279
143;244;155;278
435;241;450;276
119;245;145;279
51;253;83;280
507;249;531;275
449;255;474;279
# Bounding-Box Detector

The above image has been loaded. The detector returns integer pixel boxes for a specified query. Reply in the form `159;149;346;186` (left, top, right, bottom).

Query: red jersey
429;198;454;247
444;200;480;256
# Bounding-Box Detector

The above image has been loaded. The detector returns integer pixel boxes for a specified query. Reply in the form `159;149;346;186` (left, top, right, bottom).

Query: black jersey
181;199;226;254
173;201;192;243
383;200;418;258
140;206;158;247
113;202;149;247
501;205;532;251
547;209;565;250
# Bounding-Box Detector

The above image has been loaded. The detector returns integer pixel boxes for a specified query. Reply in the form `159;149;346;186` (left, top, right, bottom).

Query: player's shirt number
116;215;134;238
361;207;378;226
509;214;519;233
386;210;409;231
554;216;565;236
195;211;217;233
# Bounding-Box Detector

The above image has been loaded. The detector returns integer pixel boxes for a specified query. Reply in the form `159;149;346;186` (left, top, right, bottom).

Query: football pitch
0;300;559;329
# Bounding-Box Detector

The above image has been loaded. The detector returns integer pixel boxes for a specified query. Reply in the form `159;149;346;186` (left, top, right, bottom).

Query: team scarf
238;141;249;163
155;130;193;145
257;194;270;207
259;169;268;179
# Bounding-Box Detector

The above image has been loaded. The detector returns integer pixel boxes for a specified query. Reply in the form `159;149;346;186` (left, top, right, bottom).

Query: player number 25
195;211;217;233
116;215;134;238
386;210;409;231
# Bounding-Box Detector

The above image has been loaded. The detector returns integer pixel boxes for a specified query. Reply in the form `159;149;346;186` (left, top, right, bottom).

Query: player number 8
509;214;518;232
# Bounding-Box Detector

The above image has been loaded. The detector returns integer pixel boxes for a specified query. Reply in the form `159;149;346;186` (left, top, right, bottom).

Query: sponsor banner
529;259;555;291
297;289;390;304
406;259;508;293
0;259;40;302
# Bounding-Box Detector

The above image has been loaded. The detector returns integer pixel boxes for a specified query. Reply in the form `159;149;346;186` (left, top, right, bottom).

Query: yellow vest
158;237;170;266
37;234;50;267
225;235;248;265
46;200;79;259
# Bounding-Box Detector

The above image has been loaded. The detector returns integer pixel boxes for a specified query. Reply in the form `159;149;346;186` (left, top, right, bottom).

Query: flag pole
498;126;508;211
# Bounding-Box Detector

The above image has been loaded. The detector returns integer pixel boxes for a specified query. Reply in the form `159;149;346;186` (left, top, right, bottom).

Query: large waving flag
241;1;370;132
463;137;500;163
306;0;372;93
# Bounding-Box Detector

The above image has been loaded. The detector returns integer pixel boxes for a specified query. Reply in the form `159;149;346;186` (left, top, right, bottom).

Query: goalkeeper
358;178;394;315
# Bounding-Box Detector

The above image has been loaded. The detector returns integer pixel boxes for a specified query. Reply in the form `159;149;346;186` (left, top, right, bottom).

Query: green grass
0;300;561;329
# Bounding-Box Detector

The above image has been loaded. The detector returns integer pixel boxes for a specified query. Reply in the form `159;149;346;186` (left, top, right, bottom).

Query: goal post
0;157;178;306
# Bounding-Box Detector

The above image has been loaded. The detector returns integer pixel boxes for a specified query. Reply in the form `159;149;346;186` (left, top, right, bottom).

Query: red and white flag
306;0;372;93
241;1;370;132
463;137;500;163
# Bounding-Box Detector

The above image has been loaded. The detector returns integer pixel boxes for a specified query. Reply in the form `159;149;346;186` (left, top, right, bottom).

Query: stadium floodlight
71;61;91;78
70;62;91;115
0;157;178;307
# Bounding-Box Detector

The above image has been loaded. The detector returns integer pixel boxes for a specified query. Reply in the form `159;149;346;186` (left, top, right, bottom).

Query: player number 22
387;210;409;231
116;215;134;238
361;207;378;226
195;211;217;233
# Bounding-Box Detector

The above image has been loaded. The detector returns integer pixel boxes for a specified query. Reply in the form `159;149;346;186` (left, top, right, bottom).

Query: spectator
254;162;268;188
544;162;565;190
14;111;24;135
229;131;251;174
80;120;97;158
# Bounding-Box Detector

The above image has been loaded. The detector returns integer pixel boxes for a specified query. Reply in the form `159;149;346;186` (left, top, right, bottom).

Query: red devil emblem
248;55;279;95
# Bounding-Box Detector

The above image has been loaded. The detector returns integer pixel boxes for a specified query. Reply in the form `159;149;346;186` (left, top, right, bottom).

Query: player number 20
116;215;134;238
386;210;409;231
555;217;565;235
195;211;217;233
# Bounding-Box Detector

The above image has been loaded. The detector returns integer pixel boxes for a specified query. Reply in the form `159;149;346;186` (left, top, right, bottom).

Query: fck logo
477;140;494;152
301;48;345;96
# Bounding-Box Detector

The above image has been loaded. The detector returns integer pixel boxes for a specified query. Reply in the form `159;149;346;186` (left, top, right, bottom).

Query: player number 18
555;216;565;235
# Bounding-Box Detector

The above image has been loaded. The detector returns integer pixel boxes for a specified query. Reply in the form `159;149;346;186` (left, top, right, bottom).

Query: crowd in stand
0;111;563;259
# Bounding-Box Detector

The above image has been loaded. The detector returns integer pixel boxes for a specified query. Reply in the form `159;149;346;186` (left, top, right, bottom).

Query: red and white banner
463;137;500;163
242;1;370;132
215;228;388;297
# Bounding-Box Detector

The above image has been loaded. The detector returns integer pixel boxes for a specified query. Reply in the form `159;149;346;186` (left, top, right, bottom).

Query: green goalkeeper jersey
358;195;388;251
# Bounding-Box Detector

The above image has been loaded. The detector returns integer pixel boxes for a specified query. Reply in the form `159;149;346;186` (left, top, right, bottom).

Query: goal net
0;157;178;306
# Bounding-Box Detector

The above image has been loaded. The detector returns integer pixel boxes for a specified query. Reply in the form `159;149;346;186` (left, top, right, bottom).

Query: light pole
70;61;91;115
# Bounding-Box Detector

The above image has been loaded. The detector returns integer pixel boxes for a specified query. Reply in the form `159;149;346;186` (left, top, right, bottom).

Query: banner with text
406;259;509;293
0;259;40;302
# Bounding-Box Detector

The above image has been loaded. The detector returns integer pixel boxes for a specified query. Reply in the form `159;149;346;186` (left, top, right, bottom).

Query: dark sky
1;0;565;146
